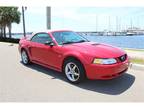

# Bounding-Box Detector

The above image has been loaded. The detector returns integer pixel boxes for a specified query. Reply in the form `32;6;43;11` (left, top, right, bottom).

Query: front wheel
63;59;86;84
21;50;30;65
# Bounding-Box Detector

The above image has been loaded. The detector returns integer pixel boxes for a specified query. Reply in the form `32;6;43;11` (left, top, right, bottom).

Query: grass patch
130;58;144;65
125;48;144;52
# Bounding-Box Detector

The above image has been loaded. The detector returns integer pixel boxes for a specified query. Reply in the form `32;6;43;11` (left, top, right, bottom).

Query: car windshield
52;31;89;45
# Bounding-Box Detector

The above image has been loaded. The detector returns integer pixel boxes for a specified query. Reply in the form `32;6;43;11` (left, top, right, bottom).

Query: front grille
118;54;127;62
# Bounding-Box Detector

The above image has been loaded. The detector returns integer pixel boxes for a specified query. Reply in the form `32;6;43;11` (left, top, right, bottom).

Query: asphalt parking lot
0;42;144;102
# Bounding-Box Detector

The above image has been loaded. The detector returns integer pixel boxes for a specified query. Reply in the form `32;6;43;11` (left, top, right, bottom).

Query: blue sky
12;7;144;33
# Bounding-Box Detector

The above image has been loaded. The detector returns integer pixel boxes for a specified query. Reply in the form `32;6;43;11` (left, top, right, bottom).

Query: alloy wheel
21;50;29;64
65;62;80;82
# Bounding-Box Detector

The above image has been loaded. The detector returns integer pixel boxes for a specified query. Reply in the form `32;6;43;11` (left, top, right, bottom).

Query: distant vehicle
19;30;130;83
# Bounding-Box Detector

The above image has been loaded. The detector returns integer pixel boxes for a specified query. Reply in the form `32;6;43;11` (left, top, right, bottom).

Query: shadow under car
21;62;135;95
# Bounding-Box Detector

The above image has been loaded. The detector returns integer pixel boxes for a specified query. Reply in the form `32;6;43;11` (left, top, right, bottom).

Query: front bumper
85;58;130;80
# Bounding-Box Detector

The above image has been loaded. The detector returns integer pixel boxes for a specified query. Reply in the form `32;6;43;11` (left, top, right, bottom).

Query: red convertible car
19;30;130;83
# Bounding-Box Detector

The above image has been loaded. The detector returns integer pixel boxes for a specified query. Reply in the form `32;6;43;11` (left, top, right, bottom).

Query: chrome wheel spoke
66;71;72;75
74;72;79;76
72;65;77;71
71;74;75;80
67;64;72;70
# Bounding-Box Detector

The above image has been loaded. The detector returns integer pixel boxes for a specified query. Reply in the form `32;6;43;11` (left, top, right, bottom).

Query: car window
52;32;64;45
52;31;88;45
31;33;53;44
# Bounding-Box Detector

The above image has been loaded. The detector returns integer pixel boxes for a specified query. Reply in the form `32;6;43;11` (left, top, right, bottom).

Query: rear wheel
21;50;30;65
63;59;86;84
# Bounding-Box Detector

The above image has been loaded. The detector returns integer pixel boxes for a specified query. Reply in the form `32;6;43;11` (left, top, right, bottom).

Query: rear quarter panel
19;38;32;59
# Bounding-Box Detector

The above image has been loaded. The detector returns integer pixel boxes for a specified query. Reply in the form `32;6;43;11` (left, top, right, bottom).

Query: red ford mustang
19;30;130;83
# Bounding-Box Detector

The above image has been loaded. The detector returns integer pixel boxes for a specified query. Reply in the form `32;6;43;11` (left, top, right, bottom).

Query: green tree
0;7;21;38
0;7;7;37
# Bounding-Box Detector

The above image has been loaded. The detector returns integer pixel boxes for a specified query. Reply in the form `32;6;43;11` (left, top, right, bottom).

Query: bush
0;37;20;43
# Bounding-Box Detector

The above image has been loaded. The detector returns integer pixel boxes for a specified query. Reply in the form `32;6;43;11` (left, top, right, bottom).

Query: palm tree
7;7;21;38
0;7;7;37
0;7;21;38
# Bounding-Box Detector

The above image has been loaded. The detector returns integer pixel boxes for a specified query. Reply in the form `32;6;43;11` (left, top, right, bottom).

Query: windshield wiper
75;40;86;43
62;40;87;45
62;41;75;45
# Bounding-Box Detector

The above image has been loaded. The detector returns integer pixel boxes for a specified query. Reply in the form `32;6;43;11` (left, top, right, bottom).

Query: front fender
62;51;90;65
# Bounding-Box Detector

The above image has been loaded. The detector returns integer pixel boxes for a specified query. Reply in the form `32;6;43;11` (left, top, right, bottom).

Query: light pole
22;6;26;37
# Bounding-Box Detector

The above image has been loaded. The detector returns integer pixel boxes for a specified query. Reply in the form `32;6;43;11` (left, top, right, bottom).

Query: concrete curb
131;63;144;71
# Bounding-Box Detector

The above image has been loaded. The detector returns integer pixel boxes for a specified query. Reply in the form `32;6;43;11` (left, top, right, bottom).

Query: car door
29;33;52;63
29;33;62;69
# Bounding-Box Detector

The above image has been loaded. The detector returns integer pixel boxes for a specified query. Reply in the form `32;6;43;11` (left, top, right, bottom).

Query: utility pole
46;7;51;29
22;6;26;37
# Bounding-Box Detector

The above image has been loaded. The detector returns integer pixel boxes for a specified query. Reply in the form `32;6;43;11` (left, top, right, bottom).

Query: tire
63;59;86;84
21;49;30;65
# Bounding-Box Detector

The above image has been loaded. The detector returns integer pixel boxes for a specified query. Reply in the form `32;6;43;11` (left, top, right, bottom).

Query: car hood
63;42;126;58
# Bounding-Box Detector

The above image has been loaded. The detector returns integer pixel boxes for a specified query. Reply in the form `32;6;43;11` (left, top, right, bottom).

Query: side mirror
49;42;54;48
44;41;54;48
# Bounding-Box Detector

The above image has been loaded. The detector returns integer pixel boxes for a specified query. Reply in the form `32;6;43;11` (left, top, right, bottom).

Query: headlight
93;58;117;64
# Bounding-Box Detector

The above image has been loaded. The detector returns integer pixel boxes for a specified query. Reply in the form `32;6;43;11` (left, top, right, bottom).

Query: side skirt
31;60;62;72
